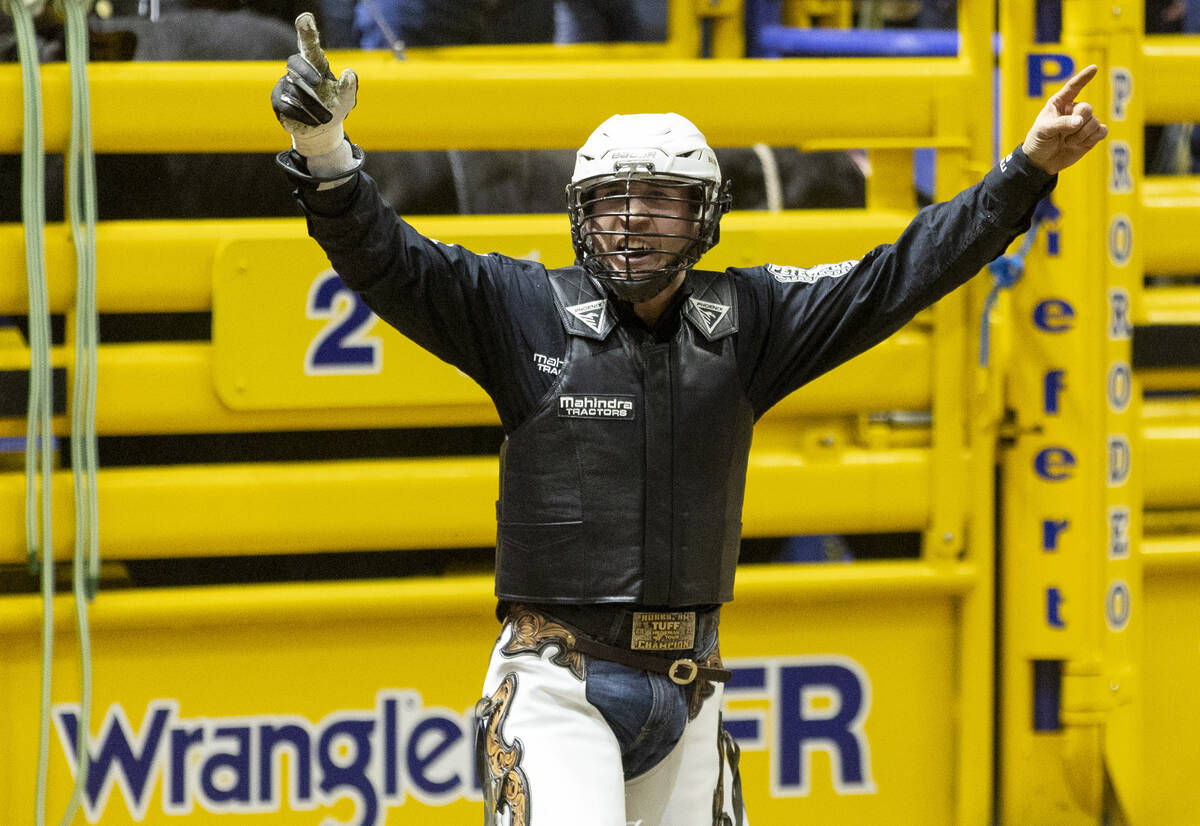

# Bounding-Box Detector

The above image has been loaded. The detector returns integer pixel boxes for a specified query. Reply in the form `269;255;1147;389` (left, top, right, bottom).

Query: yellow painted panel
742;448;930;538
1144;421;1200;508
1143;567;1200;824
1144;510;1200;537
1143;538;1200;573
200;219;917;413
0;212;913;315
89;342;499;434
1142;36;1200;123
0;332;926;437
0;219;301;314
996;11;1149;822
0;448;931;562
377;42;683;62
0;59;969;153
1140;367;1200;392
0;564;972;824
1142;286;1200;324
1142;398;1200;423
724;570;963;824
211;239;488;411
1141;177;1200;276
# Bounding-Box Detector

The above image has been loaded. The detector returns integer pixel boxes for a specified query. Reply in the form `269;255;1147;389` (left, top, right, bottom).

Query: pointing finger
1051;64;1098;109
295;12;329;76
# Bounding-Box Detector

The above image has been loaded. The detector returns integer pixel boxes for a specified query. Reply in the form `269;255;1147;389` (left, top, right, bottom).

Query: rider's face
584;180;701;274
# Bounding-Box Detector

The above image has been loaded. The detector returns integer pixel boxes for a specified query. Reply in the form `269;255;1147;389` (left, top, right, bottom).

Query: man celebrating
272;14;1105;825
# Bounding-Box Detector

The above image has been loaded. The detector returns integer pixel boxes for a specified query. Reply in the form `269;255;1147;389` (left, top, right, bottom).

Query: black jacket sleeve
741;145;1057;413
298;171;500;386
292;168;567;430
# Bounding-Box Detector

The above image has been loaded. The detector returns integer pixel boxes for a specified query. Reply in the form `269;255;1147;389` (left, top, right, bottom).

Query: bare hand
1022;65;1108;174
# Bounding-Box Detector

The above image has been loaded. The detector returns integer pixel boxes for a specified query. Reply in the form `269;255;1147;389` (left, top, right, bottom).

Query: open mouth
616;245;657;266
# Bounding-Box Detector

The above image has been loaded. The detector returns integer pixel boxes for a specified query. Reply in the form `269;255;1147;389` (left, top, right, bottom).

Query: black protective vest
494;268;754;606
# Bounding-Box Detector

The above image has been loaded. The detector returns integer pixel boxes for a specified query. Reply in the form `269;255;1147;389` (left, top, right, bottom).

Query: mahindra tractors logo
557;394;636;420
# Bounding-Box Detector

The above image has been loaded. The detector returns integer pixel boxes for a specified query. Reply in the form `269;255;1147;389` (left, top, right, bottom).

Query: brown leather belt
506;602;729;686
566;630;733;685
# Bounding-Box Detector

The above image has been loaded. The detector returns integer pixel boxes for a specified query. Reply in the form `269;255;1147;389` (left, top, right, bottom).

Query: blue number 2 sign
305;269;383;375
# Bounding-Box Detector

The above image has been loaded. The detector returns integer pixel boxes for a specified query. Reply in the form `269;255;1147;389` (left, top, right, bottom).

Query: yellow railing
1137;31;1200;825
0;7;1003;821
9;0;1198;822
0;57;978;153
995;0;1200;822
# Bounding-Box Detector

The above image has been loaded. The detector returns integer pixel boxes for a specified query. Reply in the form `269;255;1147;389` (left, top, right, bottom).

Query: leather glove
271;12;358;159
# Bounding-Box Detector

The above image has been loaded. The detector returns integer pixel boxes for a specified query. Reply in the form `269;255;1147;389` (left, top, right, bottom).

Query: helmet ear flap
705;179;733;250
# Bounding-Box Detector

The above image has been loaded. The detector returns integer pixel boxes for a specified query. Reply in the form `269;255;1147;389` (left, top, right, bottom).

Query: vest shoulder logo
566;300;608;334
767;261;858;284
688;298;730;336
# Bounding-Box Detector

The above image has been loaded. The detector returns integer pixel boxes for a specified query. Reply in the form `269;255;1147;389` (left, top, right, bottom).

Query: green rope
11;1;55;824
66;0;101;603
62;0;99;820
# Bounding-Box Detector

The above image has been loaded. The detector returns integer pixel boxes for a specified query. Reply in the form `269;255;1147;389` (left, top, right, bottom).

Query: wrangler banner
0;565;973;824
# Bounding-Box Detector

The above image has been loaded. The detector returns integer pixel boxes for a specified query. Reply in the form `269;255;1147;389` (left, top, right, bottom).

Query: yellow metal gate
1;0;1198;823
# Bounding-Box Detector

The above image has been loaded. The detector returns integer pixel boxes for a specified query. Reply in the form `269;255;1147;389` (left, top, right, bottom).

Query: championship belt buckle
631;611;696;651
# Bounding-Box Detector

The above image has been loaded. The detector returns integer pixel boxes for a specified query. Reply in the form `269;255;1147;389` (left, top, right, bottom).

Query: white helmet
566;113;731;302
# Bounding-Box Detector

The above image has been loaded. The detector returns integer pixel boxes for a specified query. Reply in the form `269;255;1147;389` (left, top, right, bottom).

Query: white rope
751;142;784;212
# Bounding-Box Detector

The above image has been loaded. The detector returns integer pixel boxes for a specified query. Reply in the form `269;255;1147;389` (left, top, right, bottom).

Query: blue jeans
585;658;690;779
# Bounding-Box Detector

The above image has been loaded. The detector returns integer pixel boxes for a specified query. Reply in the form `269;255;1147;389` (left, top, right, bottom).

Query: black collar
611;282;692;342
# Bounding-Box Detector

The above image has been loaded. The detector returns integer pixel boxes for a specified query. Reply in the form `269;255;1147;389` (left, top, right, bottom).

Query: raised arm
745;68;1108;411
267;18;564;423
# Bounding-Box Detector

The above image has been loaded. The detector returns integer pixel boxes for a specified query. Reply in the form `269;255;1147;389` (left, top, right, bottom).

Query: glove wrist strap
275;141;365;190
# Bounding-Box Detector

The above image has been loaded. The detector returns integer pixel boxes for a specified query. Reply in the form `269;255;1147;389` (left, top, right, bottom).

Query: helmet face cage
567;168;729;301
